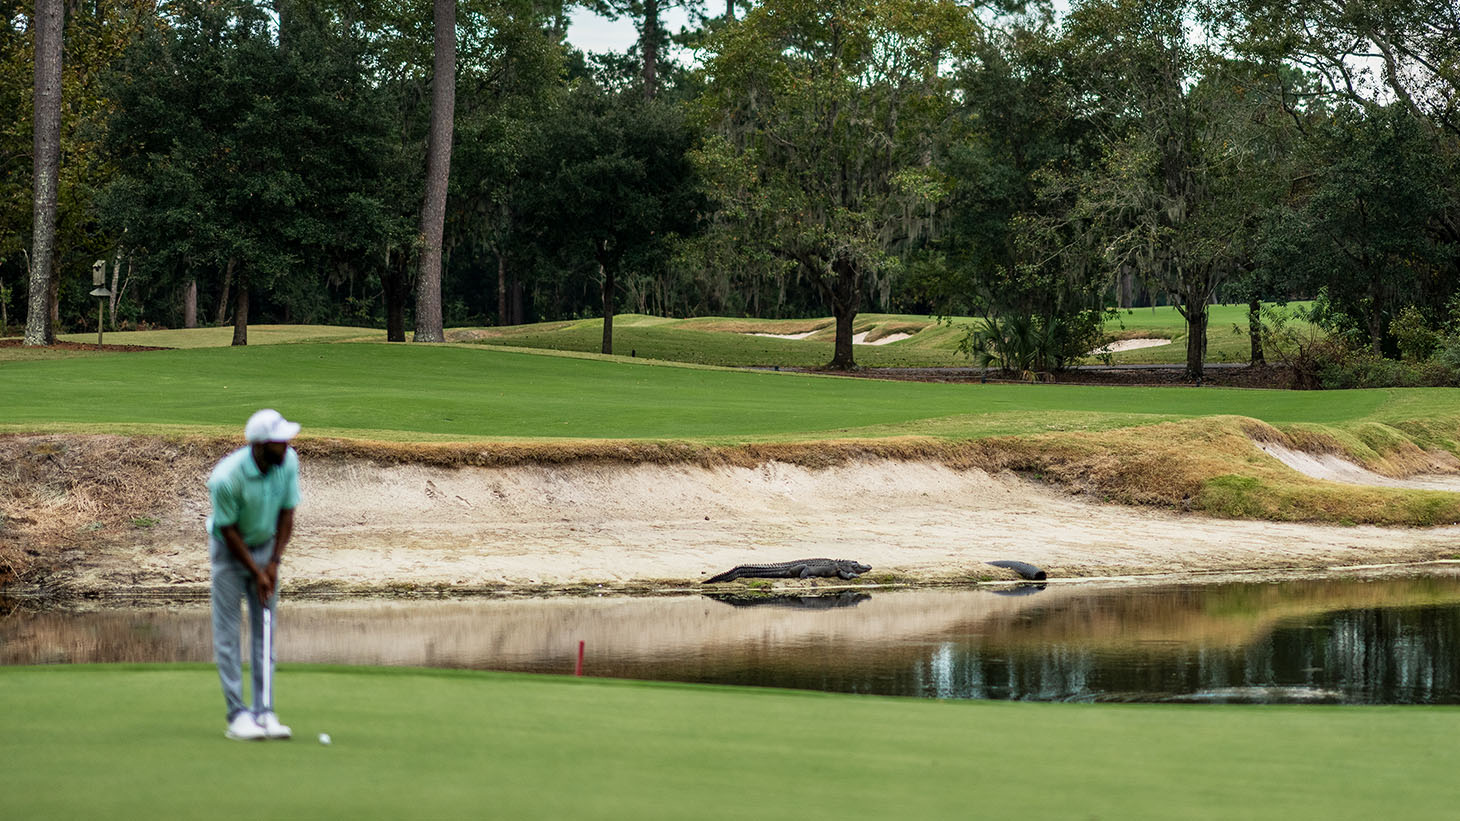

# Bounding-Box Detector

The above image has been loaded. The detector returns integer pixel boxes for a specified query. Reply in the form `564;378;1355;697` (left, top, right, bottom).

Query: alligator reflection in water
988;584;1047;597
705;591;872;609
5;574;1460;704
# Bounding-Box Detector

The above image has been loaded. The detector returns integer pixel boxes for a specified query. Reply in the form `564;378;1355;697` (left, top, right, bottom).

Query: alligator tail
703;568;743;584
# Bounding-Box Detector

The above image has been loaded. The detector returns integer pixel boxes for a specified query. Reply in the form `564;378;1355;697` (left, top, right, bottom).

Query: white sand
852;332;913;346
91;458;1460;594
1089;338;1173;355
1258;442;1460;492
747;331;819;340
744;330;914;344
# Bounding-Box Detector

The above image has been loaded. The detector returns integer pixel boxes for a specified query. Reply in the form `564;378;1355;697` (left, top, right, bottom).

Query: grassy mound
18;305;1313;368
4;665;1458;819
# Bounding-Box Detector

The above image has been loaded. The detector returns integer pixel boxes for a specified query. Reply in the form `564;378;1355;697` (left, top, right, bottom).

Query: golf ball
318;733;331;745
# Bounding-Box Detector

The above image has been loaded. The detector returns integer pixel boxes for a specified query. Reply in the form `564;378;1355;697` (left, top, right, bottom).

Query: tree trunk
641;0;659;99
48;273;59;333
1367;280;1384;355
108;256;121;327
829;302;857;370
823;261;860;370
1248;299;1263;365
231;278;248;346
214;259;235;325
413;0;455;344
382;252;406;341
24;0;62;346
183;278;198;328
599;249;615;355
496;250;508;325
1182;303;1207;380
511;280;524;325
726;0;733;19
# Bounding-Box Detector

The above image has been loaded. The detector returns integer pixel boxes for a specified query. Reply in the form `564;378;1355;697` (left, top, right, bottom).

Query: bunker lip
6;432;1460;602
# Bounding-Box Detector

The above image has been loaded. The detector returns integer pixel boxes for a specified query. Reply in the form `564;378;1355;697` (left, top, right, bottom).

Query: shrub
1391;306;1439;362
960;309;1104;374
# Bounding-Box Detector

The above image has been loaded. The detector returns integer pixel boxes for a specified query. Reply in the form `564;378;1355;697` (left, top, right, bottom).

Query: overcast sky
565;8;699;56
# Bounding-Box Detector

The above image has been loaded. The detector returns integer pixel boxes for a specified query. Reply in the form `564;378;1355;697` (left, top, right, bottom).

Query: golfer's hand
255;569;275;603
265;560;280;590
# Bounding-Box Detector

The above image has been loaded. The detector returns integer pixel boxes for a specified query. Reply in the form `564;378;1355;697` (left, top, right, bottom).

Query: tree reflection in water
4;574;1460;704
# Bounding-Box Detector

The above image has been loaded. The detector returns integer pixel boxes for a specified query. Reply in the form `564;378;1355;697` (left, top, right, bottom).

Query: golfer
208;408;301;741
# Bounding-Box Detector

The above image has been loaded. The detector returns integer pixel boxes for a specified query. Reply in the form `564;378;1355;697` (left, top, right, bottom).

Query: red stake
575;640;584;677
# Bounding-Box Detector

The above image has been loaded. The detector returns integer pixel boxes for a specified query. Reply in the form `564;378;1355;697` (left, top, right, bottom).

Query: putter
261;606;273;713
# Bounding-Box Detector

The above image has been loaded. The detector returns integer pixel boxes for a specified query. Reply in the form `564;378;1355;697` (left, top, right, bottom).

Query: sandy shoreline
17;455;1460;600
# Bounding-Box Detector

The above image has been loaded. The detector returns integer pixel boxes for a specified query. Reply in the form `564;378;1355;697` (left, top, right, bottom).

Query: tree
102;0;402;343
414;0;456;343
23;0;61;346
697;0;971;369
442;1;562;327
590;0;704;99
1267;105;1454;354
1059;0;1286;379
517;84;702;354
933;14;1110;370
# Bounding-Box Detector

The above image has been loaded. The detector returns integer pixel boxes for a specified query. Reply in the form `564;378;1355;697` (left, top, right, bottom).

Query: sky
565;7;699;56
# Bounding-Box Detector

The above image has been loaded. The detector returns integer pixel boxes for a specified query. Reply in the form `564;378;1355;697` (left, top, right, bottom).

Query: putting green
3;665;1457;819
0;341;1445;442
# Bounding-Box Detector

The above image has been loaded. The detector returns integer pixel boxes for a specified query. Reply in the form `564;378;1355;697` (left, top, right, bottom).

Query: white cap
244;409;301;443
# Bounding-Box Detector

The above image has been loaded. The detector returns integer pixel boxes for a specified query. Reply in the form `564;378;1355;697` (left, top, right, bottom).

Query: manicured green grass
3;665;1457;820
4;305;1313;368
65;323;385;348
0;341;1447;442
461;313;974;368
461;305;1314;367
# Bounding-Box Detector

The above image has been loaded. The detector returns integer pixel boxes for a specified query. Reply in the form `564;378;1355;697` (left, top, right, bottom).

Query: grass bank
3;664;1457;820
2;343;1459;538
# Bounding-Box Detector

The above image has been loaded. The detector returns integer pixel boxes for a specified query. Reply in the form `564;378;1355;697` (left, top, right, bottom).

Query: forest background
3;0;1458;378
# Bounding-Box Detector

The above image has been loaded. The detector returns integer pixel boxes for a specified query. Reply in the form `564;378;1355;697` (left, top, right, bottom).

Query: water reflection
4;573;1460;704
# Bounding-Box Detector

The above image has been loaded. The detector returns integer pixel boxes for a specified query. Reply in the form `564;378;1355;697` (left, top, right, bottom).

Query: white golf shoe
225;712;266;741
257;711;292;740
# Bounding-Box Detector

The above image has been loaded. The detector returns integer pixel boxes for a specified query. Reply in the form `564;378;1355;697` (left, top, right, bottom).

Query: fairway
29;305;1315;368
3;664;1457;820
0;341;1442;442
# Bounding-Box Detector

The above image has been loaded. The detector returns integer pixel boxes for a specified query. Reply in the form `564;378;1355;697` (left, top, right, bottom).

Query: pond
5;571;1460;704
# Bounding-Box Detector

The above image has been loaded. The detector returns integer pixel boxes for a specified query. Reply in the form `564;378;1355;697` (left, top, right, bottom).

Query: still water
5;573;1460;704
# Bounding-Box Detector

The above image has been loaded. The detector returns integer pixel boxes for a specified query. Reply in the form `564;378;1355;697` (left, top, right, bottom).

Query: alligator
703;558;872;584
986;560;1047;581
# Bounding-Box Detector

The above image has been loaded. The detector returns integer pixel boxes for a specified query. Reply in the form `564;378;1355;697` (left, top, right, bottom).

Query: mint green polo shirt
206;446;301;546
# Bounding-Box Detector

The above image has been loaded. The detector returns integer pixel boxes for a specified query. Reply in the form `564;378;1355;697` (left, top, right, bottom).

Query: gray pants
209;534;278;720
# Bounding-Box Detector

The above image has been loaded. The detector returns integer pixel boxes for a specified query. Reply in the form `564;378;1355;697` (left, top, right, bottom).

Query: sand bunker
1089;338;1172;355
46;456;1460;595
1257;442;1460;492
747;331;819;340
852;332;912;346
743;330;914;345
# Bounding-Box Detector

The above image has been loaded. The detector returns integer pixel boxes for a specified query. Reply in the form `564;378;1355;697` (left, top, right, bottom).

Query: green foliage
960;309;1105;373
1392;306;1440;362
1264;105;1456;356
696;0;976;367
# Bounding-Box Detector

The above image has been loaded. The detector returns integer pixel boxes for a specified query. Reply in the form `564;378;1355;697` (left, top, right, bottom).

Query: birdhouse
90;259;110;298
